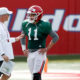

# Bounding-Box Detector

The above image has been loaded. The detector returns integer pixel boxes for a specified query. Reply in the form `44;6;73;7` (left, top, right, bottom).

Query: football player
20;5;59;80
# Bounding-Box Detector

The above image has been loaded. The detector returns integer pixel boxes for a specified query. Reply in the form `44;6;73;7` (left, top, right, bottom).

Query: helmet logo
32;9;36;12
27;5;43;23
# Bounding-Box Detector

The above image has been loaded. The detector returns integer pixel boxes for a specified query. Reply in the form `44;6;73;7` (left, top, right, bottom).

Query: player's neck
33;20;39;24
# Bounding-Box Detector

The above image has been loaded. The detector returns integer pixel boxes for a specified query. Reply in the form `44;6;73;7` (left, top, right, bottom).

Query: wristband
21;45;26;51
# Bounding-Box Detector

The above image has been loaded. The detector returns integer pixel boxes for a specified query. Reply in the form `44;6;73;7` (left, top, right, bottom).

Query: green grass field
9;55;80;80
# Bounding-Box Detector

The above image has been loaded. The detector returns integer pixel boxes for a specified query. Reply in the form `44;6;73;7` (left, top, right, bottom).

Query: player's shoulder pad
42;19;49;23
42;19;51;24
22;19;29;28
22;19;28;24
40;20;52;34
41;20;51;27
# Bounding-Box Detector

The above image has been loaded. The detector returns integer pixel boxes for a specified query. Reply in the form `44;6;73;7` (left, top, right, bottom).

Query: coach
0;7;24;80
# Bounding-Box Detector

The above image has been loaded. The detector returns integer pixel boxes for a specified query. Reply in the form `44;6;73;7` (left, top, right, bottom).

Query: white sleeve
0;33;5;56
9;37;16;43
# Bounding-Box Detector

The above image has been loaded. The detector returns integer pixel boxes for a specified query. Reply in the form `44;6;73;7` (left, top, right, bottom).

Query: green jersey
22;20;52;49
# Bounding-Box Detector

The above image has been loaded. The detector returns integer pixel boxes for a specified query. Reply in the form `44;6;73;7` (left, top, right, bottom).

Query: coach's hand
15;34;24;42
2;54;9;62
23;49;29;56
39;48;48;54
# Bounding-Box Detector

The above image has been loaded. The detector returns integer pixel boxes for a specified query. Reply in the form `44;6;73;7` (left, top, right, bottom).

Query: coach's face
3;14;9;21
0;14;9;22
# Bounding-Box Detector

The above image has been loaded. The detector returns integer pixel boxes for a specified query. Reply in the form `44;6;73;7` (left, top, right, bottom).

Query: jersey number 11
28;28;38;40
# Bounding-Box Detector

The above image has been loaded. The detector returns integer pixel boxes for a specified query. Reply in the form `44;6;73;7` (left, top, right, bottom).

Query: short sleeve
46;22;52;34
42;21;52;35
22;20;28;35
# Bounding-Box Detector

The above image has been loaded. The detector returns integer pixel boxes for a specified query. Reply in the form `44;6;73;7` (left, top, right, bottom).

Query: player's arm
20;31;26;51
20;31;29;56
46;30;59;51
39;30;59;54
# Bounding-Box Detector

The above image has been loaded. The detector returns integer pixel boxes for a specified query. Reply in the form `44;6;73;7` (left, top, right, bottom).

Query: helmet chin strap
27;15;38;23
27;18;35;23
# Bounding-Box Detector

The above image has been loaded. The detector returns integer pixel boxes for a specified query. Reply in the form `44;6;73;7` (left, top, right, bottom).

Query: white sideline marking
10;69;80;79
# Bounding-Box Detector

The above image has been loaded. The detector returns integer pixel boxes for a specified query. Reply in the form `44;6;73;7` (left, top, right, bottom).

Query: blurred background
0;0;80;80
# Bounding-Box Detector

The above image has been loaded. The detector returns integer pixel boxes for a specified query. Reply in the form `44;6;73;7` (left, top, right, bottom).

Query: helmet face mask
27;12;38;23
26;5;43;23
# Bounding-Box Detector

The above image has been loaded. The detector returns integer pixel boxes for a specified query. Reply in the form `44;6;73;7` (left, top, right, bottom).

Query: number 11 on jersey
28;28;38;40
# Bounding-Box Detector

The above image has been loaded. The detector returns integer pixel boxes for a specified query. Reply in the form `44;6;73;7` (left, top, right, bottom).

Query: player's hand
23;49;29;56
39;48;47;54
15;34;24;42
2;55;9;62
